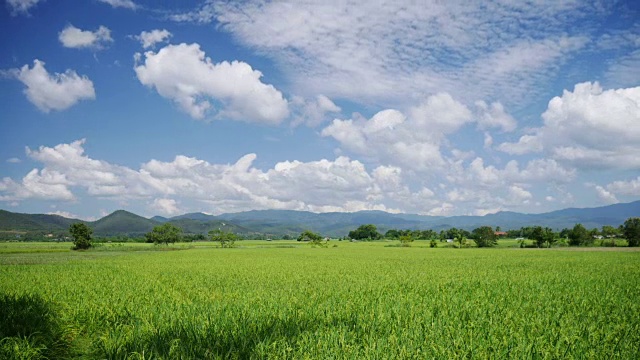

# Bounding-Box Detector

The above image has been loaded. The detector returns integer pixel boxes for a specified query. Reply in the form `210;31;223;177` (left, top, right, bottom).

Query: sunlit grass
1;242;638;358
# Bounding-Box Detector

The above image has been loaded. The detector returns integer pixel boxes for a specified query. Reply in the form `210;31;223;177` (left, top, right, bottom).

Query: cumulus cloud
59;25;113;49
498;133;543;155
594;185;619;204
322;93;473;171
441;156;576;213
605;177;640;197
47;210;81;219
10;60;95;112
0;137;600;215
0;139;433;214
134;43;289;123
0;169;75;201
6;0;41;15
150;198;181;215
97;0;137;10
498;82;640;169
508;185;533;204
135;29;172;49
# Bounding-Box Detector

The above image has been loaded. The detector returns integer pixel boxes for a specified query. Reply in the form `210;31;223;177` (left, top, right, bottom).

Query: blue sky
1;0;639;220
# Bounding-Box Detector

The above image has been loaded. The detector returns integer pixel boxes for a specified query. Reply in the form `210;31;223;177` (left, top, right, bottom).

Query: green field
1;241;639;359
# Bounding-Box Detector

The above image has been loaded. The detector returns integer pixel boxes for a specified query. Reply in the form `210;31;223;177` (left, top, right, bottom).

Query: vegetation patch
1;243;638;358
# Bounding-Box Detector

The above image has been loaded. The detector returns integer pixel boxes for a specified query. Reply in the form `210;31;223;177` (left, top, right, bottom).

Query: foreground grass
1;242;639;359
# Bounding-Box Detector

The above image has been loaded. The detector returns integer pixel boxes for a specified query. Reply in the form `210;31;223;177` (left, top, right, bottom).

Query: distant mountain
0;210;81;232
214;201;640;236
170;212;217;221
1;200;639;238
91;210;160;236
166;218;249;234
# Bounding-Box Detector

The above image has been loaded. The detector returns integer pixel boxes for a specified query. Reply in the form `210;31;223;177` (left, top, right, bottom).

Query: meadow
1;240;639;359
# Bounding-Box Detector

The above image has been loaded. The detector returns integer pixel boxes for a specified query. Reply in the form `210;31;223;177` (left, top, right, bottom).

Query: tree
348;224;382;241
399;234;414;247
420;229;437;240
209;229;238;248
145;223;182;245
454;232;467;249
543;228;557;248
601;225;619;238
623;217;640;247
529;226;545;248
385;229;400;239
471;226;497;248
529;226;556;248
69;223;92;250
297;230;326;247
568;223;591;246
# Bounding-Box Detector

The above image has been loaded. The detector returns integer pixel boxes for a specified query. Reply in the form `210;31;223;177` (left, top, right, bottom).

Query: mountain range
1;201;639;238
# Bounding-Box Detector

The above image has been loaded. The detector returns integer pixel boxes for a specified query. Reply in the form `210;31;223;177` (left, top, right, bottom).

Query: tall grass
1;244;639;358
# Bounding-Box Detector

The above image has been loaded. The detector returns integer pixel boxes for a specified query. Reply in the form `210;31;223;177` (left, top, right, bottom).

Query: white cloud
594;185;619;204
1;136;616;216
47;210;78;219
6;0;41;15
134;43;289;123
441;156;575;213
290;94;341;127
6;158;21;163
605;49;640;88
97;0;137;10
498;133;543;155
483;132;493;149
475;101;517;132
0;169;75;201
59;25;113;49
605;177;640;197
172;1;595;109
508;185;533;204
322;93;473;171
150;198;181;215
0;139;430;214
135;29;172;49
11;60;95;112
499;82;640;169
426;202;455;216
474;207;502;216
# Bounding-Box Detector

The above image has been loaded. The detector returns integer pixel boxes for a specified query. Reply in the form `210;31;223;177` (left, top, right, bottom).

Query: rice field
1;241;639;359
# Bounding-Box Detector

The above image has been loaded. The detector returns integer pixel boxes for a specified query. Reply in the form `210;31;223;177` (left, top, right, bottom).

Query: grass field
1;241;639;359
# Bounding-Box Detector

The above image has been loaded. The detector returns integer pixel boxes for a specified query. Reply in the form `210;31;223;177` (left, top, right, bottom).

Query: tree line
339;217;640;248
68;223;240;250
67;217;640;250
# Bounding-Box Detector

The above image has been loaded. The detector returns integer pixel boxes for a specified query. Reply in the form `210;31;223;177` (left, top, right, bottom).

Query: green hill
90;210;160;236
1;200;639;238
0;210;80;232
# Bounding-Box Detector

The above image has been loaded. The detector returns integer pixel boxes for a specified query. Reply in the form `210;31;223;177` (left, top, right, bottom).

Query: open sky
1;0;639;220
